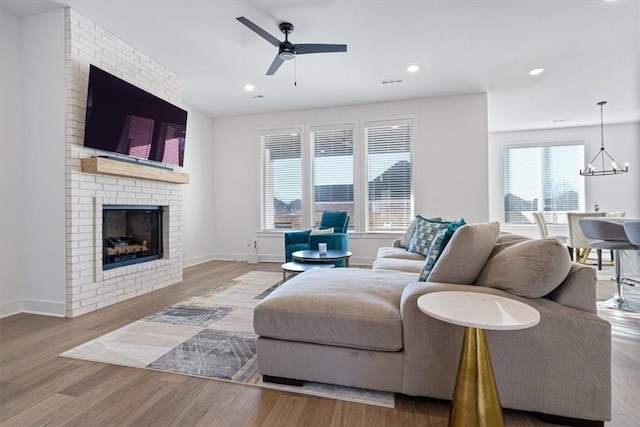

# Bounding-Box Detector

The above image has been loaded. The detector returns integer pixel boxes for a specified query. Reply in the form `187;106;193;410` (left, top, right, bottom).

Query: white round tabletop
417;291;540;330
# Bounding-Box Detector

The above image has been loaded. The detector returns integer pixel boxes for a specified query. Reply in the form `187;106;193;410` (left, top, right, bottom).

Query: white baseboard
182;253;218;268
0;298;66;319
0;299;23;319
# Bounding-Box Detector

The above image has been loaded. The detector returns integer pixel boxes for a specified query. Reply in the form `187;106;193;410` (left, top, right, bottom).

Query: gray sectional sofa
254;222;611;424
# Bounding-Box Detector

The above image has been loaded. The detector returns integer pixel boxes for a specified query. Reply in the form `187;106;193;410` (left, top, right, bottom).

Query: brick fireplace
64;9;185;317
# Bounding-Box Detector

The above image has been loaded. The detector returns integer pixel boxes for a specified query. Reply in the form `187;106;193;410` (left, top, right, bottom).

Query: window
311;126;355;229
261;129;302;230
365;121;413;231
259;118;413;232
503;144;585;224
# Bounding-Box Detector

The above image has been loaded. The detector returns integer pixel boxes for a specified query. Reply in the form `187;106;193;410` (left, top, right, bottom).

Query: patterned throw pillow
418;220;466;281
407;216;449;256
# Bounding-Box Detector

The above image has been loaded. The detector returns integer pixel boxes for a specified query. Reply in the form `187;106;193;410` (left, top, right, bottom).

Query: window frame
363;118;414;232
259;126;305;231
502;141;586;225
310;123;356;230
259;116;414;233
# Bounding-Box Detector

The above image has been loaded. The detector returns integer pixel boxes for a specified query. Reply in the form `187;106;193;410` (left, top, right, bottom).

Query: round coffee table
281;261;335;281
292;249;352;267
417;291;540;427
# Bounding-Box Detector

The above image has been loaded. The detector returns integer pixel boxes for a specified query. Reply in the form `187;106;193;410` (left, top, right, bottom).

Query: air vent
381;79;403;85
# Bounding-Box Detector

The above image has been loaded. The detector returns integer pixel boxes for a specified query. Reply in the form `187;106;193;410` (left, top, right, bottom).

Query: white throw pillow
310;227;334;235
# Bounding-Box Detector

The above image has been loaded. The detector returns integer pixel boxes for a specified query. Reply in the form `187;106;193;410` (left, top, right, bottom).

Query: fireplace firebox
102;205;163;270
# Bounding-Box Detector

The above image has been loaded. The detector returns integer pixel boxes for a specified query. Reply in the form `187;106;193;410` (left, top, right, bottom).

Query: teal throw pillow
418;220;466;281
407;216;449;256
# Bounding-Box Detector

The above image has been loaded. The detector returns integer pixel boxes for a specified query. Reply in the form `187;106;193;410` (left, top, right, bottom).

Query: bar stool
579;218;639;312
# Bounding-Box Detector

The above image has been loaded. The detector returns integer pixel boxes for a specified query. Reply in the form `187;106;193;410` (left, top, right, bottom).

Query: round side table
417;291;540;427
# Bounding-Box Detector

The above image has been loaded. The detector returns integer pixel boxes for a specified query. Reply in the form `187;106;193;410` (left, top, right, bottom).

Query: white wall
21;9;67;316
182;107;217;266
209;94;489;264
0;10;25;316
489;122;640;237
0;9;66;317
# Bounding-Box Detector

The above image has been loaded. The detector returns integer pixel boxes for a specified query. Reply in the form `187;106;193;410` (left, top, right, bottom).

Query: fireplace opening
102;205;163;270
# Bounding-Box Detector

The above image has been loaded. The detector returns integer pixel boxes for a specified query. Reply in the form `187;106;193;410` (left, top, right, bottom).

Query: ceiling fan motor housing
279;42;296;60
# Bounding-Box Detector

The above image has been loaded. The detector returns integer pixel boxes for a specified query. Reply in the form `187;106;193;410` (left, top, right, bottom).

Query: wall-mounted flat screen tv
83;64;188;167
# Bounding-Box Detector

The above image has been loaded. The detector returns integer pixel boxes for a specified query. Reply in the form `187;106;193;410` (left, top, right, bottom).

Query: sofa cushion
372;257;425;273
400;218;417;249
418;221;467;281
254;268;415;351
475;238;572;298
376;246;426;261
427;222;500;284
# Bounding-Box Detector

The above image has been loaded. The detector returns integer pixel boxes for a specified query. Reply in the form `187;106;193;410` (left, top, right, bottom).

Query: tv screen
83;65;187;167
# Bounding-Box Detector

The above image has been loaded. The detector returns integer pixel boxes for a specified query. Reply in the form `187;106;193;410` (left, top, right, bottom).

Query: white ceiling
2;0;639;132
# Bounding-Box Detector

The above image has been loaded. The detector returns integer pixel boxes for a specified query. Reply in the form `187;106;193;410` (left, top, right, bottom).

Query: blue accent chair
284;211;350;267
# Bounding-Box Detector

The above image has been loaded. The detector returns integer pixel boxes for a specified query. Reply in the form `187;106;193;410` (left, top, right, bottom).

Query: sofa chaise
253;222;611;424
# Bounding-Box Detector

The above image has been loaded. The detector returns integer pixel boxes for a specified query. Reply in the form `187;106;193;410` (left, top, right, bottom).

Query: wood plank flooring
1;260;638;426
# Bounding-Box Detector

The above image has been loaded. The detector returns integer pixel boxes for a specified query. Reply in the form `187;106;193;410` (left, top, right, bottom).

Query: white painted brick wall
64;9;184;317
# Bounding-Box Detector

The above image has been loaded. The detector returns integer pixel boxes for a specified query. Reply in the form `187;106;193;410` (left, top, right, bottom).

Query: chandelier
580;101;628;176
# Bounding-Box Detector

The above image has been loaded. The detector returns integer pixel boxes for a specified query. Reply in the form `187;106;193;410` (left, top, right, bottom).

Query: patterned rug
60;271;395;408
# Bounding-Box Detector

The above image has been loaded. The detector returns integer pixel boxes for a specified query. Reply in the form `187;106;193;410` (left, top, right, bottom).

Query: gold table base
449;327;504;427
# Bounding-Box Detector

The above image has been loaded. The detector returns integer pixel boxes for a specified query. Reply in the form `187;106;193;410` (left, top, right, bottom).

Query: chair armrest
392;238;404;248
285;230;311;246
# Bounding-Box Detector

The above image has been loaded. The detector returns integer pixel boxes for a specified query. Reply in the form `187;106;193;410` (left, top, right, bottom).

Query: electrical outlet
246;239;252;247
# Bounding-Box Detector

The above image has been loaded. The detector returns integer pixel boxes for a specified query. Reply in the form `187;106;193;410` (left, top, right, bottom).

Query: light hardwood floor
1;260;638;426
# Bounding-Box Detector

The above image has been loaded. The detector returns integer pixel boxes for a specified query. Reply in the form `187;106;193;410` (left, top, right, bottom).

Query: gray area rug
60;271;395;408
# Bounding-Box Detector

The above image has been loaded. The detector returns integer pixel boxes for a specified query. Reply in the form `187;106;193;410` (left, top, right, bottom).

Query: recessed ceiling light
407;64;420;73
243;84;255;92
528;68;544;76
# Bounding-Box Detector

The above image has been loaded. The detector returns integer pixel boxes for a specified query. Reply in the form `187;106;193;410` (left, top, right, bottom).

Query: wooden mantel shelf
81;157;189;184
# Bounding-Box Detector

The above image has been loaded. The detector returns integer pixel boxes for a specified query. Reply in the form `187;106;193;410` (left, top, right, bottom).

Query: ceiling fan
236;16;347;75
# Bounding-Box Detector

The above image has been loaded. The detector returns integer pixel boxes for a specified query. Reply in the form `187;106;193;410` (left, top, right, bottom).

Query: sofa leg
538;413;604;427
262;375;304;387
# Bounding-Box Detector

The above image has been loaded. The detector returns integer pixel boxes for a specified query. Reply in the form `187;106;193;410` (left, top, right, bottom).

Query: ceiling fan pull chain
294;56;297;86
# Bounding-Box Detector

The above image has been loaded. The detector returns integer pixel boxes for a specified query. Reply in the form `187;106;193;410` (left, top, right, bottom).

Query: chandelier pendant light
580;101;629;176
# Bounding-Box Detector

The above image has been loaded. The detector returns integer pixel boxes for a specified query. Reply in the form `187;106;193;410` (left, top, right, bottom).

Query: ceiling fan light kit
237;16;347;75
580;101;629;177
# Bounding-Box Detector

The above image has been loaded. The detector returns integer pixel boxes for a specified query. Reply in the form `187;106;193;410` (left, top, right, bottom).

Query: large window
503;144;585;224
312;126;355;229
260;119;413;232
365;121;413;231
261;129;302;230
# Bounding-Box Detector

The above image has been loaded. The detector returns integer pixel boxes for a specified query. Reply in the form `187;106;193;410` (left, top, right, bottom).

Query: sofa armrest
392;238;404;248
399;282;611;420
285;230;311;246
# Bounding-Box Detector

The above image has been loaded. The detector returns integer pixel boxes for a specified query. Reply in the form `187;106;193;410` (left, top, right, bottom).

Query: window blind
261;129;302;230
365;120;413;231
503;144;585;224
311;126;355;229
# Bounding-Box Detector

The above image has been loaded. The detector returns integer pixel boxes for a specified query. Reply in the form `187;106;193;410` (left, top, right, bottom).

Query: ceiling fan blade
236;16;281;47
294;44;347;55
266;55;285;75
